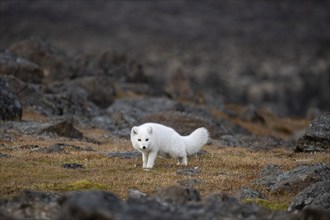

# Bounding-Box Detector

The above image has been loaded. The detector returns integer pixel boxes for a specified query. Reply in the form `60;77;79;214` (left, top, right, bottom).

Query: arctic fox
130;123;209;169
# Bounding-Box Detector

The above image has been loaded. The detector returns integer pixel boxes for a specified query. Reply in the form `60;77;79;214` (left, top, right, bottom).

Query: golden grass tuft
242;198;289;211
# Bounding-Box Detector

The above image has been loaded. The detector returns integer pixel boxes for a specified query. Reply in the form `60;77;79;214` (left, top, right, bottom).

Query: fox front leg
142;152;148;168
146;151;157;169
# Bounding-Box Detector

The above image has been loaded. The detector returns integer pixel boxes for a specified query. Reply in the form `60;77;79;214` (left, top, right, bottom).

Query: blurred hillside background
1;0;329;116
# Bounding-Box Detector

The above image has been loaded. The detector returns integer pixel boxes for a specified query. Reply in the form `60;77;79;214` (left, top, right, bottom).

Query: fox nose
142;146;146;149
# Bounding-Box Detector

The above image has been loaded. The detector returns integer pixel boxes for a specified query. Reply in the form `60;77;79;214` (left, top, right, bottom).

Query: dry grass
1;132;329;205
0;110;329;210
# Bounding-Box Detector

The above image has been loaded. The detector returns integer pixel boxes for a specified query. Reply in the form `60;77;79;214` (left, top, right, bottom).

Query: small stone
62;163;84;169
105;151;141;159
176;167;201;176
0;152;11;158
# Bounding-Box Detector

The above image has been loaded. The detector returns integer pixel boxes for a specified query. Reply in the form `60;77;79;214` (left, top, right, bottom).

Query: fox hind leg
177;156;188;166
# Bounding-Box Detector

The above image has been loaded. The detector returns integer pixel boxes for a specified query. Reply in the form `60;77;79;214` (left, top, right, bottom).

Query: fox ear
147;126;152;134
132;126;138;135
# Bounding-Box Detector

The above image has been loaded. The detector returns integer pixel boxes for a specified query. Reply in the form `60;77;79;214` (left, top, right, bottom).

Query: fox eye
145;138;149;141
138;139;141;141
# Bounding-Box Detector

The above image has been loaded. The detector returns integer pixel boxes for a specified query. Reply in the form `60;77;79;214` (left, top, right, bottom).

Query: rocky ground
1;1;330;220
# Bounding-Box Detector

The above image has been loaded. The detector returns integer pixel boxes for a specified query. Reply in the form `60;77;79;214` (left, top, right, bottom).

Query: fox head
130;125;153;151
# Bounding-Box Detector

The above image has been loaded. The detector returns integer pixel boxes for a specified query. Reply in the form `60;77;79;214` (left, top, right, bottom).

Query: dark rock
259;164;283;177
105;151;141;159
0;190;61;220
108;97;176;125
296;112;330;152
74;50;127;80
218;134;286;150
152;185;201;205
125;61;148;83
292;207;330;220
239;105;266;124
204;192;239;204
34;143;94;153
58;190;123;220
5;75;99;117
125;195;176;220
9;38;74;82
256;163;330;193
40;121;83;139
107;97;248;138
173;101;217;122
0;76;22;121
0;187;307;220
62;163;84;169
0;152;11;158
4;75;54;115
139;111;221;139
164;68;194;101
2;119;62;136
117;82;153;96
176;167;201;176
106;97;176;136
43;80;100;117
289;180;330;211
202;192;286;220
0;51;44;83
238;188;266;200
76;76;116;108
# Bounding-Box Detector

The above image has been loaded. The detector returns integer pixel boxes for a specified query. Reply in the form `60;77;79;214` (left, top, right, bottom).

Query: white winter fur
130;123;209;169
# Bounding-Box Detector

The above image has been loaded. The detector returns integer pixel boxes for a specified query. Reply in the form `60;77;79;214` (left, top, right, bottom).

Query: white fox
130;123;209;169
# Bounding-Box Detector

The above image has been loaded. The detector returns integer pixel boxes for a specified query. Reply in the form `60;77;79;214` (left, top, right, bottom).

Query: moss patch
243;198;288;211
36;180;108;192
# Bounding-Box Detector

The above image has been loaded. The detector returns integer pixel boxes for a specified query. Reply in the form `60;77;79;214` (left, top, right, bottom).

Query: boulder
40;121;83;139
125;61;148;83
152;185;201;205
0;190;61;220
239;104;266;124
9;38;74;82
5;75;99;117
106;97;176;136
256;163;330;194
139;111;219;138
0;76;22;121
4;75;53;115
218;134;286;151
0;187;322;220
296;112;330;152
289;180;330;211
75;76;116;108
73;50;127;79
0;51;44;83
292;207;330;220
238;188;266;200
164;68;194;101
58;190;123;220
